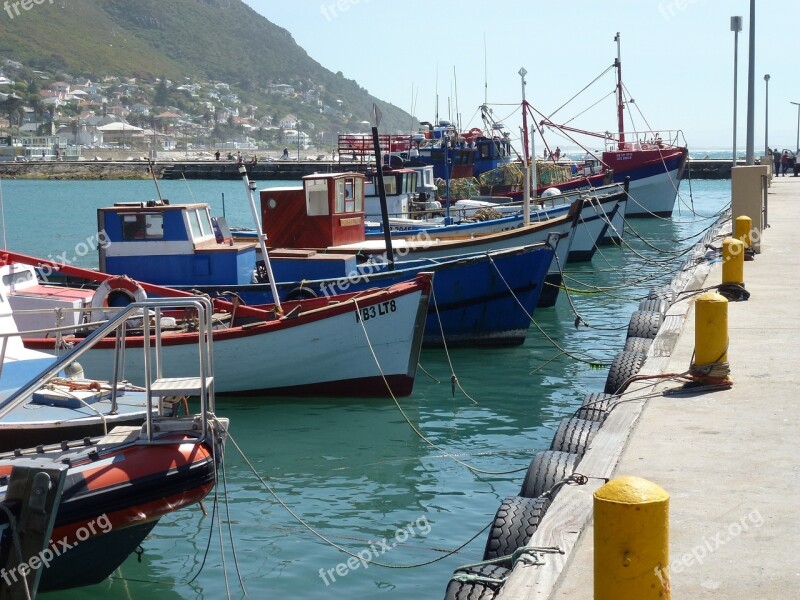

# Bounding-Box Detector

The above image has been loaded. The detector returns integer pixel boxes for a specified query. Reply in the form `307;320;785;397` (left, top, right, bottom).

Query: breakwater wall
0;158;745;181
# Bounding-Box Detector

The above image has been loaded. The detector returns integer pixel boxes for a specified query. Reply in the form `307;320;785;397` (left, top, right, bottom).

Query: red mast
614;32;625;150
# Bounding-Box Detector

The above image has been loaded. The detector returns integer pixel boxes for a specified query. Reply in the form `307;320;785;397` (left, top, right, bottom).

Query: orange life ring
91;276;147;320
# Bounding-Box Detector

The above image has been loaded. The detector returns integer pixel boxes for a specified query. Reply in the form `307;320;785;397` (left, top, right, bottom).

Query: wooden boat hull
605;147;687;217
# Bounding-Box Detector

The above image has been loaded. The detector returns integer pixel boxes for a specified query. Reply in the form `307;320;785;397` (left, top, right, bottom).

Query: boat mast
238;166;282;314
614;32;625;150
519;67;530;227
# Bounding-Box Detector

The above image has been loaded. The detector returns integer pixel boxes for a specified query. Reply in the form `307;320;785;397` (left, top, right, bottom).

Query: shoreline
0;158;741;181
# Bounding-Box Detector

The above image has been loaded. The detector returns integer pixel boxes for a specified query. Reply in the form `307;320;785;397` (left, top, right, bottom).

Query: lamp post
296;120;301;161
744;0;755;165
763;74;770;157
791;101;800;154
731;16;742;169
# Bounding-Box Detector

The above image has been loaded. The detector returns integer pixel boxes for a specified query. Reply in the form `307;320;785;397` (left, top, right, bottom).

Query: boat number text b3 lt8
356;300;397;323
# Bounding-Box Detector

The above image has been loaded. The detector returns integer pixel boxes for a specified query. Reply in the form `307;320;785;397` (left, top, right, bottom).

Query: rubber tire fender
482;496;552;561
519;450;581;498
604;350;646;394
444;564;510;600
549;417;601;456
576;392;618;423
627;310;663;340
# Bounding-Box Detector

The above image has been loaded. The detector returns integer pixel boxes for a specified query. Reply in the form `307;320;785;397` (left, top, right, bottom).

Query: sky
245;0;798;152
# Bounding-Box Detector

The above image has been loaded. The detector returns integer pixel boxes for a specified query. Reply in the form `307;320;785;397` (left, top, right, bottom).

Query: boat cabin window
334;177;362;213
122;213;164;240
186;207;214;241
1;269;35;288
383;176;397;195
306;179;329;216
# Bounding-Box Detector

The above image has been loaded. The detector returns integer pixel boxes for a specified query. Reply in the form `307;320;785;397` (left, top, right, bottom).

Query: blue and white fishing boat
96;171;557;346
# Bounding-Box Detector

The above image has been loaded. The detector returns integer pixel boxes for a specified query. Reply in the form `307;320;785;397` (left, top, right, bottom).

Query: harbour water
0;177;730;599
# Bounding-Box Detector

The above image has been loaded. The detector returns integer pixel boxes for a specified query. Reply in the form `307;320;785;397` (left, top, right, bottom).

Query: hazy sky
246;0;797;151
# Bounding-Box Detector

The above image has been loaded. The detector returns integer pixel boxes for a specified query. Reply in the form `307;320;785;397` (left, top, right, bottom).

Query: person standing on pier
780;151;789;176
773;149;781;175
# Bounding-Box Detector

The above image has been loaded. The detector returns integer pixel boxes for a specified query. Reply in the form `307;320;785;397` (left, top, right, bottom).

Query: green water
0;177;730;599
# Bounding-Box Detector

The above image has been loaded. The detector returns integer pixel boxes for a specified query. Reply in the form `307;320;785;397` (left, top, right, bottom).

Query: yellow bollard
722;237;745;286
694;291;728;367
594;476;670;600
735;215;752;249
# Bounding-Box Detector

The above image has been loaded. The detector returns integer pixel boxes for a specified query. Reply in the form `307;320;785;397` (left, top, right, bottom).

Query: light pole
791;101;800;153
763;74;770;156
745;0;755;165
296;120;301;161
731;16;742;169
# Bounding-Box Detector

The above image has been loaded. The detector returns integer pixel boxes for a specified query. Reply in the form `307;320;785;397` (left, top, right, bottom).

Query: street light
763;74;770;157
791;101;800;154
731;15;742;169
296;120;301;161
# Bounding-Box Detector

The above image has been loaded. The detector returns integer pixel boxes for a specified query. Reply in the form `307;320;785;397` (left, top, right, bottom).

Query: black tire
444;564;510;600
646;285;675;304
285;286;318;301
519;450;581;498
638;297;669;315
576;392;617;422
482;496;552;561
624;336;653;354
549;417;600;456
626;310;663;340
604;351;645;394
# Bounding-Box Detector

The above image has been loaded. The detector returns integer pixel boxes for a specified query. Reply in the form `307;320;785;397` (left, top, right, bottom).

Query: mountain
0;0;414;133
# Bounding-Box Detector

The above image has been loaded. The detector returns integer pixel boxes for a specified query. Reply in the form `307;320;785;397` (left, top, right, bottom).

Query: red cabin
260;173;366;249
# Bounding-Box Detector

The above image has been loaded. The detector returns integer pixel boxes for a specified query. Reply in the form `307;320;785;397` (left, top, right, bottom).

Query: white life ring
91;276;147;320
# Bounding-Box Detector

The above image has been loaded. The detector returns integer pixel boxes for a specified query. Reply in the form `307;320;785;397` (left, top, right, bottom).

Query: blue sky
246;0;797;151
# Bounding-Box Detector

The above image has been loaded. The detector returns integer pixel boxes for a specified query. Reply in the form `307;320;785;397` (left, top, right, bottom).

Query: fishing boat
536;33;688;217
94;170;557;346
0;296;228;593
0;252;432;397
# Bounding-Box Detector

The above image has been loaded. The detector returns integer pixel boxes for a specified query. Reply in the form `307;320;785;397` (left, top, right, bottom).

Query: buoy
594;476;670;600
722;237;745;286
91;276;147;320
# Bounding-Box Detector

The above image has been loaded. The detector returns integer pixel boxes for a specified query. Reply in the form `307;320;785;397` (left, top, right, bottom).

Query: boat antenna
147;158;164;201
435;64;439;125
0;176;6;249
614;32;625;149
238;166;282;314
453;66;460;131
483;33;488;107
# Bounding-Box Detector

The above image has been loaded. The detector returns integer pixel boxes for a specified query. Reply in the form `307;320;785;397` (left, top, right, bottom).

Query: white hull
38;287;428;397
625;168;682;217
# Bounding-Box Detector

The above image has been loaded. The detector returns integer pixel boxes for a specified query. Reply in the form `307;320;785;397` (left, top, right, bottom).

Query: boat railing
604;129;683;152
0;297;216;445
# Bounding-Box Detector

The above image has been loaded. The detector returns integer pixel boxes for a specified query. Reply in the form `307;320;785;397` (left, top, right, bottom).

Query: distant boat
1;252;432;397
536;33;688;217
0;296;227;593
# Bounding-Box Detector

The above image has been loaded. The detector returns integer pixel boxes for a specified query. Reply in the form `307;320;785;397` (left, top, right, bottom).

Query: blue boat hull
174;245;553;347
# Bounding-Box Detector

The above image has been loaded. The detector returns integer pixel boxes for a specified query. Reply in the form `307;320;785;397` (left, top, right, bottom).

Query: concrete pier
498;176;800;599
